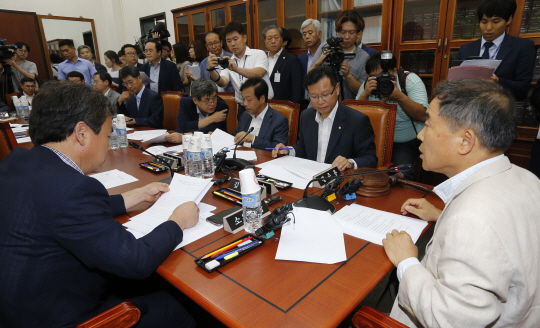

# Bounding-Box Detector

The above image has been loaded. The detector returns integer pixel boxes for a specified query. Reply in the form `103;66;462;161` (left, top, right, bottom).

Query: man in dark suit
456;0;535;101
299;19;322;110
165;78;228;143
93;71;120;107
233;78;289;150
263;26;303;106
141;40;183;94
0;81;198;327
273;65;377;170
529;78;540;178
118;65;164;128
121;44;144;70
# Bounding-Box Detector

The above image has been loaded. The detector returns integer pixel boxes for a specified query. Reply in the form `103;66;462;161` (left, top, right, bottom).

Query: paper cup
239;168;260;194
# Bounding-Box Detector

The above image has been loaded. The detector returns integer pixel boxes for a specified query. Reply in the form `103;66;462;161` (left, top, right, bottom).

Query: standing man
120;44;143;70
384;79;540;328
78;45;107;73
200;31;234;92
263;26;303;106
233;78;289;150
207;21;274;121
58;40;96;87
299;19;322;110
273;65;377;171
17;77;37;104
141;40;182;94
3;42;39;92
93;71;120;107
456;0;535;100
161;40;172;60
309;10;370;100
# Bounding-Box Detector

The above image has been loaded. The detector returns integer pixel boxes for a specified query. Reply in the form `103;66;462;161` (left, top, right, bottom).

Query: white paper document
257;156;332;180
187;65;201;79
143;132;169;144
211;128;237;154
127;129;168;141
332;204;428;246
461;59;501;69
275;207;347;264
258;164;311;190
16;136;32;144
226;150;257;161
139;72;154;84
145;144;184;156
11;127;29;133
90;169;138;189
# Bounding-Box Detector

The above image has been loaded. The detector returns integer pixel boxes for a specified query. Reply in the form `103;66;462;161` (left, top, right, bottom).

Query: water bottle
109;120;119;150
12;97;23;118
240;168;262;233
20;96;30;118
201;134;215;178
116;114;128;148
182;134;191;176
187;136;203;178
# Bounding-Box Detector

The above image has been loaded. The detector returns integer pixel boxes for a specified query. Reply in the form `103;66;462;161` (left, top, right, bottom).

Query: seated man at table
117;65;164;128
233;77;288;150
273;65;377;171
165;78;228;143
383;79;540;327
0;81;198;327
66;71;86;85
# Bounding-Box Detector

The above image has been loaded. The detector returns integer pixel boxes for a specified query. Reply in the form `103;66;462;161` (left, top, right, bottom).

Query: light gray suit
105;88;120;107
391;157;540;327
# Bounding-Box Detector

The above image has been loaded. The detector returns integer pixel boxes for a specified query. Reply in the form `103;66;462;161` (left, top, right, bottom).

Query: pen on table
215;191;242;204
141;163;158;171
265;147;294;150
202;238;248;259
214;241;262;261
209;237;253;259
221;190;242;200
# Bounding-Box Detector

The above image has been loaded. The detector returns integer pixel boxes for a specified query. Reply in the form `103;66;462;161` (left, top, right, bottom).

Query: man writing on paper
273;65;377;171
233;78;289;150
383;79;540;327
0;81;199;327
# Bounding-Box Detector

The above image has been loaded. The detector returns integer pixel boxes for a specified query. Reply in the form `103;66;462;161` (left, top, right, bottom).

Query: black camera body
0;40;17;62
217;57;229;69
371;50;395;98
135;23;171;59
322;36;356;70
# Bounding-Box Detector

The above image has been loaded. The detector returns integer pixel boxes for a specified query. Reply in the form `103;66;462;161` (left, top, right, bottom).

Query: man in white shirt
383;79;540;327
207;21;274;121
93;71;120;107
17;77;37;105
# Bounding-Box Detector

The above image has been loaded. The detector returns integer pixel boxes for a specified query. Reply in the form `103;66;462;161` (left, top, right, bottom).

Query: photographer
357;52;428;175
308;10;369;100
4;42;39;92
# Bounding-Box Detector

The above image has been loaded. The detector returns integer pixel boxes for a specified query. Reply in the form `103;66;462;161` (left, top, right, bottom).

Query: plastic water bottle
20;96;30;118
116;114;128;148
240;168;262;233
12;97;23;118
201;134;214;178
182;134;192;176
109;120;119;150
187;136;203;178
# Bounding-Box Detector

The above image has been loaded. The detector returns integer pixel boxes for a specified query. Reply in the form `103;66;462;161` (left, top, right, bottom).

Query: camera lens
379;80;394;97
218;57;229;69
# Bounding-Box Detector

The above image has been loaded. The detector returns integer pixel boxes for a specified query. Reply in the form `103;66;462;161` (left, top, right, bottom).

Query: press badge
274;72;281;83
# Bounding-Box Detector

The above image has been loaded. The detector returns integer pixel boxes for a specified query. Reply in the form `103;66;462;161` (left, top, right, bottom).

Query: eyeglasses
125;52;137;56
16;49;28;53
207;41;221;47
308;85;337;101
22;84;36;88
200;95;218;105
144;49;155;54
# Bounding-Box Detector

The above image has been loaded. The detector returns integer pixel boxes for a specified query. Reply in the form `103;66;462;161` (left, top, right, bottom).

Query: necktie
482;41;494;59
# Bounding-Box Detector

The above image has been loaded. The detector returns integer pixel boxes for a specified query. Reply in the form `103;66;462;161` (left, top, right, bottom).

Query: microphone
223;127;255;171
129;141;174;178
295;164;414;213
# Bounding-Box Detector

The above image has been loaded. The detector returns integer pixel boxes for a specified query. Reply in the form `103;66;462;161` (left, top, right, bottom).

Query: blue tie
482;41;494;59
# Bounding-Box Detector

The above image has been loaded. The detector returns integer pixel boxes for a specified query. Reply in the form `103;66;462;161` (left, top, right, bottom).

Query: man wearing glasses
141;40;182;94
199;31;233;92
120;44;143;70
4;42;39;92
17;77;37;104
165;78;229;143
273;65;377;171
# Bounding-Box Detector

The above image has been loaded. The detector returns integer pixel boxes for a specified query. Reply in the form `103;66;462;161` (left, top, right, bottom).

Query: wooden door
228;0;252;48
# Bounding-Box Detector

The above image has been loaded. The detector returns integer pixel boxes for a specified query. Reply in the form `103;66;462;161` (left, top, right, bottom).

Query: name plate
312;166;342;188
229;178;268;199
223;208;244;234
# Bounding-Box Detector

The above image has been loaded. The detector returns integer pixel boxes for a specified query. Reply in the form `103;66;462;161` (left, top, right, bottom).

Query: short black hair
104;50;120;65
94;71;112;86
365;52;397;75
15;42;30;52
66;71;84;82
118;49;125;57
477;0;516;21
161;40;172;49
240;78;268;102
119;65;140;80
223;21;245;38
20;77;34;85
145;40;162;53
121;44;138;54
59;39;74;48
282;28;292;49
205;31;221;42
49;53;62;64
189;40;206;63
305;65;339;90
172;43;190;63
29;81;115;145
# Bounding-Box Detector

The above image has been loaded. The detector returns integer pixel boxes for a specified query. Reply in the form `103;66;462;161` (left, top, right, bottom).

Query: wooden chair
268;99;300;146
161;91;185;132
0;121;18;161
77;301;140;328
5;92;19;111
218;91;238;134
352;306;408;328
341;100;397;168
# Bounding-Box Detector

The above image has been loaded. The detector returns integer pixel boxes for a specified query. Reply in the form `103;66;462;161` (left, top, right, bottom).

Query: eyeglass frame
308;84;337;101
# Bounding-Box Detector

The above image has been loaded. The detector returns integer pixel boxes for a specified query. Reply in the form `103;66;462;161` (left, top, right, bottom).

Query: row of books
520;0;540;34
320;18;339;40
353;0;383;6
402;6;440;42
400;51;435;75
534;47;540;81
515;100;539;127
362;15;382;44
452;6;483;40
320;0;342;12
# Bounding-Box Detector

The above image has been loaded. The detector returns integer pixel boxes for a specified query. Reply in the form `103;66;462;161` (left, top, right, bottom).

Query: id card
274;72;281;83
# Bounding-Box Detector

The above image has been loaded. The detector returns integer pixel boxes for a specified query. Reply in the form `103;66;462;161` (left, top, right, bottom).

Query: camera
217;57;229;69
322;36;356;70
0;40;17;62
135;22;171;59
371;51;395;98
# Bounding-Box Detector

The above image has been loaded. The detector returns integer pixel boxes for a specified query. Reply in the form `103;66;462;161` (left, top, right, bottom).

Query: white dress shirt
315;101;339;163
479;32;505;59
267;48;283;77
244;105;269;147
22;92;33;105
196;105;207;121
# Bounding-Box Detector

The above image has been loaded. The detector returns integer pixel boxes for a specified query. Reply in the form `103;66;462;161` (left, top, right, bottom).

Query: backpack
396;68;419;135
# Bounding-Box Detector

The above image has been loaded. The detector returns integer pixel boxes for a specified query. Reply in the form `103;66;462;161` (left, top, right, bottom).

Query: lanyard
234;55;248;81
484;42;501;59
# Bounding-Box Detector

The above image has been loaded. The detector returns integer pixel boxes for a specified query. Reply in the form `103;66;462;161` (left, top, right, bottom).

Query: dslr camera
216;57;229;69
135;22;171;59
322;36;356;70
371;51;395;98
0;39;17;62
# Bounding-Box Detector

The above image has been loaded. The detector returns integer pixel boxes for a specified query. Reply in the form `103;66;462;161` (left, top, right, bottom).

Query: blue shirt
57;57;97;87
135;85;145;110
149;61;160;94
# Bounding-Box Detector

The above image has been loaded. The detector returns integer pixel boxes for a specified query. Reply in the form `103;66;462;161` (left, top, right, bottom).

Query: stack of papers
332;204;428;246
211;129;237;154
257;156;332;189
11;126;28;133
90;169;138;189
127;129;169;143
123;174;219;249
146;144;184;156
226;150;257;161
16;137;32;144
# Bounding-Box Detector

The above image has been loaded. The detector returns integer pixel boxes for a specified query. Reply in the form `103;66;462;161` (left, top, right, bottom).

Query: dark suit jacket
0;146;183;327
233;105;289;150
299;51;309;80
94;62;107;72
175;96;228;133
141;58;182;94
117;86;164;128
361;44;378;57
456;34;536;100
269;51;304;105
294;103;377;168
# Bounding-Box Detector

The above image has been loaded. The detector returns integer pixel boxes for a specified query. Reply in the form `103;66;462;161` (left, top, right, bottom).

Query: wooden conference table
19;132;443;328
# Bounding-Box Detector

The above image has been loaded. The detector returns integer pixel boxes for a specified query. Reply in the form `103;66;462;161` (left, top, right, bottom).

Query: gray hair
433;79;516;152
191;78;218;100
77;45;93;57
301;19;321;33
262;25;283;40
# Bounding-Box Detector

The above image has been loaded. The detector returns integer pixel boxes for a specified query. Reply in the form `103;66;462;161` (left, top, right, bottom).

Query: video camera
0;39;17;62
371;51;395;98
322;36;356;70
135;22;171;59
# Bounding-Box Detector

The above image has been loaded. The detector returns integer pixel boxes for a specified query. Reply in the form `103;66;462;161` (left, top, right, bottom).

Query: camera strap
397;69;418;136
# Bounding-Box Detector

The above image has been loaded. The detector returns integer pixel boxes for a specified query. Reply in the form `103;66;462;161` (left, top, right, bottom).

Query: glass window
402;1;440;42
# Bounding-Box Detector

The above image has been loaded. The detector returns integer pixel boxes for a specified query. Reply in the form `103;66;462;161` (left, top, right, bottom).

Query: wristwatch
347;159;355;169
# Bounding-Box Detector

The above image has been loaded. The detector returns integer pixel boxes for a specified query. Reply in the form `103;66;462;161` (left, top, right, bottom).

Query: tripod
1;64;16;103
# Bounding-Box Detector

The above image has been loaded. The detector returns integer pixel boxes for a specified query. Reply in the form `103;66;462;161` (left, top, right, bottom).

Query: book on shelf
514;101;526;126
533;48;540;81
412;14;424;40
521;0;533;33
529;0;540;33
427;54;434;74
400;53;409;70
462;7;476;39
422;13;433;40
432;11;439;40
522;103;539;127
363;15;382;44
354;0;383;6
402;16;414;41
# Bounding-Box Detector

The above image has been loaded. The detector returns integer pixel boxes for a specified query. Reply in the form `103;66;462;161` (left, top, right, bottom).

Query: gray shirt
310;42;369;100
11;60;39;92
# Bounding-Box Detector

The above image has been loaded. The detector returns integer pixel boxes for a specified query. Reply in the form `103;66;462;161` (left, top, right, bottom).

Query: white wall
42;19;94;51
